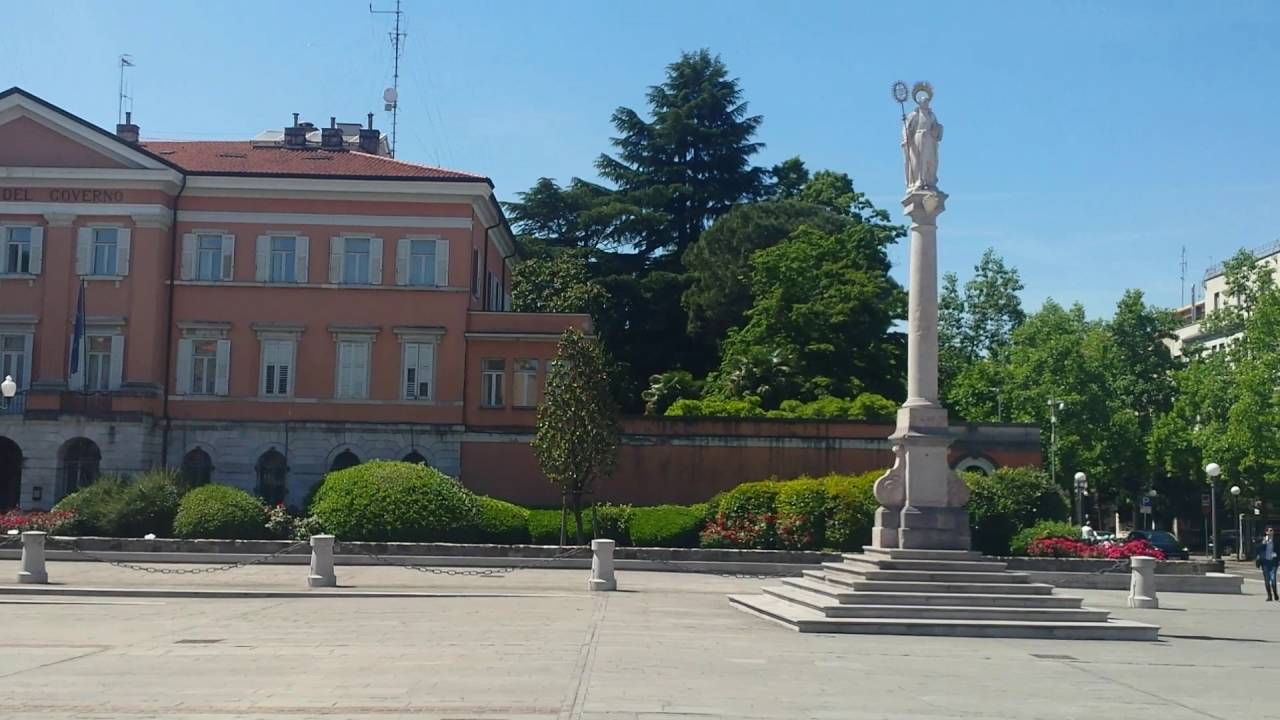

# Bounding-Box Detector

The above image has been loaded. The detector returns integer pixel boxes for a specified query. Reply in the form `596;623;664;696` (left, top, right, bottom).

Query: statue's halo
911;81;934;104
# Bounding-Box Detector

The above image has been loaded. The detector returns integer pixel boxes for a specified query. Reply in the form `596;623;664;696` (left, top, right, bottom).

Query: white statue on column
902;82;943;192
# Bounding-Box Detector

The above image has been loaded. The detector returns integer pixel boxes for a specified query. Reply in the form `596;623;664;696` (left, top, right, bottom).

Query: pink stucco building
0;87;589;509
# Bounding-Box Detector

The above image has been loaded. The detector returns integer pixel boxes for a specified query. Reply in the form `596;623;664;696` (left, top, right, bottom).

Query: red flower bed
699;511;776;549
0;510;75;533
1026;536;1164;561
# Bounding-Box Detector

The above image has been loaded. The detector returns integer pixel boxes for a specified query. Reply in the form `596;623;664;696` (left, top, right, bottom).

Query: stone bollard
1128;555;1158;609
589;538;617;592
18;531;48;584
307;534;337;588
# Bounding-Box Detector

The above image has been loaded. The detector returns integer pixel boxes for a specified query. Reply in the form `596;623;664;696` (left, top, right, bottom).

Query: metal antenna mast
1180;245;1187;307
370;0;406;158
117;54;134;124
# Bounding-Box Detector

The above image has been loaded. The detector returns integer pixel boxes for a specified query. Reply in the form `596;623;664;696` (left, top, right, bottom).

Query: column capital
42;212;76;227
901;190;947;225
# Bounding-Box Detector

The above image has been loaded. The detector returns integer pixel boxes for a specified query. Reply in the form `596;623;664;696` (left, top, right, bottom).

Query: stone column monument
871;82;971;551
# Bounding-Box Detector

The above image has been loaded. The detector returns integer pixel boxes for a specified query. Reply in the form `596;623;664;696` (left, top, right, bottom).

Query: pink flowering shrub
699;511;776;549
0;509;76;533
1026;537;1165;561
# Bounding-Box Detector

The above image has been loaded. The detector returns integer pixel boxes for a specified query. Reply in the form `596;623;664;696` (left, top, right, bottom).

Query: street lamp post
1207;463;1222;561
1231;485;1242;561
1048;399;1064;487
1074;471;1087;528
1146;489;1158;530
0;375;15;409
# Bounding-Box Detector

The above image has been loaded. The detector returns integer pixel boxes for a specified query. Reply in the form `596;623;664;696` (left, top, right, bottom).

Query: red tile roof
140;140;488;182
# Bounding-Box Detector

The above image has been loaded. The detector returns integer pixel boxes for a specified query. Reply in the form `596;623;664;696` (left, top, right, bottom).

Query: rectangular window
195;234;224;281
92;228;118;276
261;339;294;397
481;358;505;408
343;238;371;284
85;335;112;391
191;339;218;395
513;359;538;408
0;334;27;388
471;248;480;296
270;236;297;283
403;342;435;400
407;239;437;286
336;340;370;398
4;227;31;274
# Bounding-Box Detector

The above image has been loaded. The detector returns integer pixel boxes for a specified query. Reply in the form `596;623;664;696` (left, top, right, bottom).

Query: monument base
871;403;971;551
899;505;971;550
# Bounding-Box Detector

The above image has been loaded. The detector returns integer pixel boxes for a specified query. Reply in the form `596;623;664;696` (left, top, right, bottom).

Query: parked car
1125;530;1190;560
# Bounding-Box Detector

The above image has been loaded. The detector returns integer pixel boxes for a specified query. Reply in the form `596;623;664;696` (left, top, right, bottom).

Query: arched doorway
255;449;288;507
59;437;101;499
329;449;360;472
0;437;21;510
403;450;427;465
181;448;213;487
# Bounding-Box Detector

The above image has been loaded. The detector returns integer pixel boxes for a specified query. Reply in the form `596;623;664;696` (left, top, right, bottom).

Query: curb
0;585;583;599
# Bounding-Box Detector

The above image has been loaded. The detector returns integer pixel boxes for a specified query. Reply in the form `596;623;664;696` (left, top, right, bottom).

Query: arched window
330;449;360;473
256;449;288;507
59;437;101;499
181;448;213;487
403;450;427;465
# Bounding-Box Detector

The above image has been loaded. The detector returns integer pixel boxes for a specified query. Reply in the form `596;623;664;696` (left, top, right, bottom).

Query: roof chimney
358;112;381;154
116;111;139;144
283;113;307;149
321;116;344;150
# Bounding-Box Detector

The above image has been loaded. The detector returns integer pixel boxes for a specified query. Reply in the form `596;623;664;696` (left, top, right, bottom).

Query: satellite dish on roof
383;87;398;104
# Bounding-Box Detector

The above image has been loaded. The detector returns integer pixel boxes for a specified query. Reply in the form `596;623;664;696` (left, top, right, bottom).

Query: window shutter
434;238;449;287
255;236;269;282
221;234;235;280
355;342;369;397
181;234;197;280
284;340;296;396
296;236;310;282
117;228;132;276
75;228;92;275
328;236;344;284
402;343;413;399
108;335;124;390
395;238;410;286
28;227;43;275
175;339;193;395
214;339;231;396
67;331;84;390
369;237;384;285
20;333;32;388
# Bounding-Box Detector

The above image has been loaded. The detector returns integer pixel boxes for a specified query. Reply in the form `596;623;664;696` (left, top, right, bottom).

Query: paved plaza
0;559;1270;719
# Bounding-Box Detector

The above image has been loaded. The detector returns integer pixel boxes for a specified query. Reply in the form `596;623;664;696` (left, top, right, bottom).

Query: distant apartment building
0;87;589;510
1169;239;1280;357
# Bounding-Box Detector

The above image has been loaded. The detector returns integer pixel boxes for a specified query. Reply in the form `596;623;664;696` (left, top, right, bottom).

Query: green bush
527;508;597;544
52;469;183;537
822;470;882;551
718;481;782;521
174;484;269;539
1009;520;1080;556
310;461;479;542
775;479;829;550
630;505;705;547
594;503;633;545
473;497;530;544
965;466;1071;556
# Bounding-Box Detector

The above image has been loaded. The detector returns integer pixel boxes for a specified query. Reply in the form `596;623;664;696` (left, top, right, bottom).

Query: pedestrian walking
1256;527;1279;601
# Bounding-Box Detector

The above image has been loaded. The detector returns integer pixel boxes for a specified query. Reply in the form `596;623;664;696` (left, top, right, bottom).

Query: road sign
1140;496;1153;514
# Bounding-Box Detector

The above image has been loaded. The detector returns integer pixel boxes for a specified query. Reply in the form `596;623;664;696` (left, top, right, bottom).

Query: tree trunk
572;491;585;545
559;493;567;547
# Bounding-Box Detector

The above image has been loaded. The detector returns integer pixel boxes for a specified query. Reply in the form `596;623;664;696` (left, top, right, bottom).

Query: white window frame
513;358;539;408
0;330;34;390
331;235;383;286
332;331;376;400
175;324;231;397
256;234;310;284
259;337;297;398
2;225;42;276
84;334;114;391
481;358;505;408
401;341;436;401
77;225;131;278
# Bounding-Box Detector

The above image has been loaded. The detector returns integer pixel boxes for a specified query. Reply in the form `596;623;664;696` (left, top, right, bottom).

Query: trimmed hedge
174;484;268;539
527;508;594;544
775;479;827;550
964;467;1071;556
310;461;479;542
473;496;530;544
630;505;706;547
821;470;881;551
53;469;183;538
1010;519;1079;556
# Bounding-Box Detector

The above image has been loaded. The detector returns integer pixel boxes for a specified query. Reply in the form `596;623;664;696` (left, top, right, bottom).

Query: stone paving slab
0;559;1276;719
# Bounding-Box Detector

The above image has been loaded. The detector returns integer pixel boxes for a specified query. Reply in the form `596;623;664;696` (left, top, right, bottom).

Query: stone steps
840;554;1008;573
762;585;1109;623
780;577;1085;608
729;593;1160;641
861;547;986;561
812;572;1056;595
821;562;1031;584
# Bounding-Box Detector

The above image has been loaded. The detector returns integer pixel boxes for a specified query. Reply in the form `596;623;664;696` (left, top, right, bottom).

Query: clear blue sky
5;1;1277;317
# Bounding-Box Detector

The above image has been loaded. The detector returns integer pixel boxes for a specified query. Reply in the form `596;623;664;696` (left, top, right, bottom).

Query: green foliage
629;505;706;547
822;471;882;551
510;249;610;318
775;479;828;550
593;503;633;545
473;497;531;545
1009;520;1080;556
964;467;1070;556
663;393;896;421
532;329;622;544
174;484;269;540
938;249;1026;420
527;508;590;545
309;461;480;543
666;395;766;418
718;480;782;522
53;469;183;537
642;370;702;415
711;224;906;403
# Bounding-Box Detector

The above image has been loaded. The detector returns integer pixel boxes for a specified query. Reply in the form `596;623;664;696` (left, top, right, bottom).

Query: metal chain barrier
49;538;310;575
336;542;589;577
1095;559;1133;575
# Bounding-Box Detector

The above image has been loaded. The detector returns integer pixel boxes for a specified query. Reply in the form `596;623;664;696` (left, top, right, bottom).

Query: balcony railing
0;390;25;416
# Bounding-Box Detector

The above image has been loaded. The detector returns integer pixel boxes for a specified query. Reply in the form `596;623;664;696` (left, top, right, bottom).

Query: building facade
0;87;587;510
1169;239;1280;357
